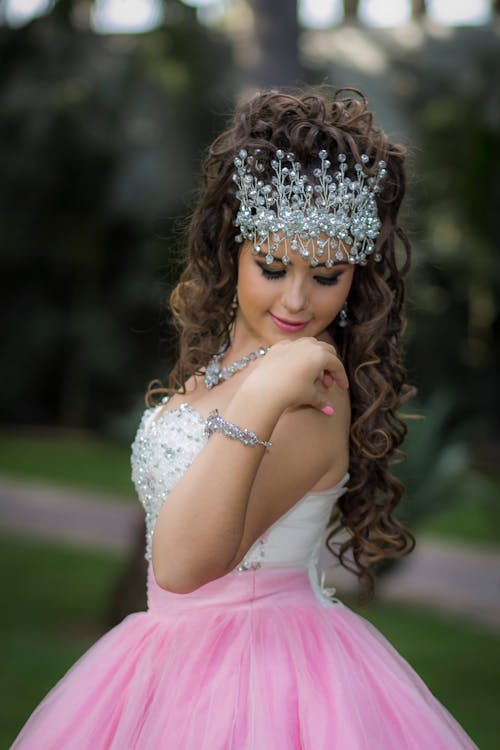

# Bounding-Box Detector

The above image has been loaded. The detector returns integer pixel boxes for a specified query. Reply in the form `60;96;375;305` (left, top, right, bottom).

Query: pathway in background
1;476;499;631
0;477;142;552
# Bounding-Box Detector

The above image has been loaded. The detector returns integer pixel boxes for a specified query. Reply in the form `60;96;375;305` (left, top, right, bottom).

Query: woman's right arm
152;338;348;594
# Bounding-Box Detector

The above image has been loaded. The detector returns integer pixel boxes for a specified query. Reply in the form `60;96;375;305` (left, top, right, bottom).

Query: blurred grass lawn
0;535;125;747
1;431;499;544
0;432;135;498
1;534;496;749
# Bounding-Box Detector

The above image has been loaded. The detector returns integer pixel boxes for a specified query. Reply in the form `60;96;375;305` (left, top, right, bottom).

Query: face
234;239;355;346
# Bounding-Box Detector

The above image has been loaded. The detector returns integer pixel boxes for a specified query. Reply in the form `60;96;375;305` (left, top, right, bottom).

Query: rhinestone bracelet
204;409;272;448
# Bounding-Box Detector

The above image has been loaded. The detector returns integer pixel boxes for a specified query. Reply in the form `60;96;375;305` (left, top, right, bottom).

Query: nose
281;277;308;314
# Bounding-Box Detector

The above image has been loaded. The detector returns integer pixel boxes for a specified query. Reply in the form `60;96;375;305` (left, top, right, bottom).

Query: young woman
11;88;478;749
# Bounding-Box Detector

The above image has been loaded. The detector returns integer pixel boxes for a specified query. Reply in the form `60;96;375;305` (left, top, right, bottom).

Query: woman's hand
243;338;349;415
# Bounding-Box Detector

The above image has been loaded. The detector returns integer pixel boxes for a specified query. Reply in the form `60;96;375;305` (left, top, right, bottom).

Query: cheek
333;271;355;303
318;276;354;319
321;299;342;321
237;263;269;312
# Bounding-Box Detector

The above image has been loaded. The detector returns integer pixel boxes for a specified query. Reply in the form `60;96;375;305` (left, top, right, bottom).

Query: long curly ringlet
147;86;417;598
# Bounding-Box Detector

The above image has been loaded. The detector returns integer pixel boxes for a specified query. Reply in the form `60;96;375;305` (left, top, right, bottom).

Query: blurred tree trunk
52;0;74;25
244;0;303;89
411;0;427;18
106;517;148;627
343;0;360;22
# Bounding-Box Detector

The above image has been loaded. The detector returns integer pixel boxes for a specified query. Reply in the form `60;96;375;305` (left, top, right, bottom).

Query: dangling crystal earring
228;290;238;341
337;301;349;328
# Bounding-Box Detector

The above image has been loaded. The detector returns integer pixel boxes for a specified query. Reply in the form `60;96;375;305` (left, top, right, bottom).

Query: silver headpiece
233;148;387;267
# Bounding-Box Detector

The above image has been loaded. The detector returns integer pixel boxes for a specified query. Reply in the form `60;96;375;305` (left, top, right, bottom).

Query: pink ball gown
11;402;478;749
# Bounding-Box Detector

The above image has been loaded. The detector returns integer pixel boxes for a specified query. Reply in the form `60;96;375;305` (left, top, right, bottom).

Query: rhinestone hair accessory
233;148;387;267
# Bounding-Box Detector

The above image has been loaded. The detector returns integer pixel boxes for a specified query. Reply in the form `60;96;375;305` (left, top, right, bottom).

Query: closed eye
258;264;342;286
259;266;286;280
314;273;342;286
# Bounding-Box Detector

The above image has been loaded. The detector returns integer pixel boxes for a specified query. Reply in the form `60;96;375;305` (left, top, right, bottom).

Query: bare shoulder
270;382;351;488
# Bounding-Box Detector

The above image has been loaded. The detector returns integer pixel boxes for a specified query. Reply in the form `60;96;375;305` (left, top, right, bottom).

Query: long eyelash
258;264;342;286
315;273;342;286
259;266;286;280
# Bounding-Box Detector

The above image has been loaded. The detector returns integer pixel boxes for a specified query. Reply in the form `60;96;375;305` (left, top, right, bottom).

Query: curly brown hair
148;87;416;596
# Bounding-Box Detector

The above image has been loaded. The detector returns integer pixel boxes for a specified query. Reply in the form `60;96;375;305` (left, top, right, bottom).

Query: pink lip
270;313;310;332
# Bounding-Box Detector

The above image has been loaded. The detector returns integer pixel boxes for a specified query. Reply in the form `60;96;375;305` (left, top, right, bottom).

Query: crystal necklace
204;345;270;389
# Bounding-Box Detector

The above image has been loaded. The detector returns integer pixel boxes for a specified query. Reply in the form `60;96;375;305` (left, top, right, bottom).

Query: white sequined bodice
131;402;349;591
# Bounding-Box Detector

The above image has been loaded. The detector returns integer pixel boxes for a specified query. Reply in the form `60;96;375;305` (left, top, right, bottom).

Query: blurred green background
1;1;499;747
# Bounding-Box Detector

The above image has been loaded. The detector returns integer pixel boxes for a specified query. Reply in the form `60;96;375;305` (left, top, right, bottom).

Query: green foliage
395;389;470;526
397;28;500;434
420;472;500;544
393;388;500;544
0;4;233;430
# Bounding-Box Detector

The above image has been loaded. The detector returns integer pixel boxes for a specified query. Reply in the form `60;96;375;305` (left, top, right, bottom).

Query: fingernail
321;405;335;416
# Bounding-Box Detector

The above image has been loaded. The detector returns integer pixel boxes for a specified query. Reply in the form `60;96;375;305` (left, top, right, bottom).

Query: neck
226;319;269;360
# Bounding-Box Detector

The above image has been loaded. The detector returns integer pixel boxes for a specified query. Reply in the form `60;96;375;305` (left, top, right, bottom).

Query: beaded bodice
131;403;207;561
131;402;349;591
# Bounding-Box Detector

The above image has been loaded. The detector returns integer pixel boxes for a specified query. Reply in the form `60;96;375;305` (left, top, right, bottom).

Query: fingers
322;372;334;388
330;368;349;391
313;380;336;417
313;342;348;391
321;361;349;391
264;339;349;411
310;342;348;392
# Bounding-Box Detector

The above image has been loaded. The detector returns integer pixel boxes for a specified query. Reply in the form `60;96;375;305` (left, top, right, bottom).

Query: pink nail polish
321;405;335;416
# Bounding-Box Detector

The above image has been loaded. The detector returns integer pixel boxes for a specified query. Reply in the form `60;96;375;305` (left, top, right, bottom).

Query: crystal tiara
232;148;387;267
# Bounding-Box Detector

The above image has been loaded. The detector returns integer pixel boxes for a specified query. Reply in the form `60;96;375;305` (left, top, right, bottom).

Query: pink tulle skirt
12;564;477;749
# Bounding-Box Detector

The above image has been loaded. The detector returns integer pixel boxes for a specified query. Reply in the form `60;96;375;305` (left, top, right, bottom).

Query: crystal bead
236;536;267;572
